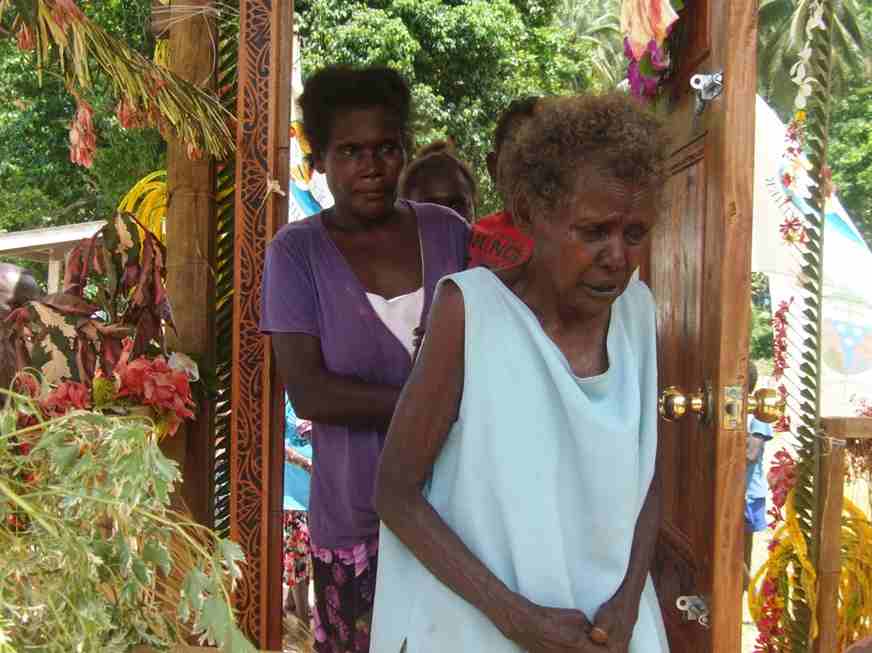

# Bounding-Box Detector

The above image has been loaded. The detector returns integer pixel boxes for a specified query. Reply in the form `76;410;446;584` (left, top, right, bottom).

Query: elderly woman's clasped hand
508;597;635;653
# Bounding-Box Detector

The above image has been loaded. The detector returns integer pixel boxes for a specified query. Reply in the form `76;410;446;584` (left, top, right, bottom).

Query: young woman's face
526;168;658;320
405;168;475;223
315;105;406;222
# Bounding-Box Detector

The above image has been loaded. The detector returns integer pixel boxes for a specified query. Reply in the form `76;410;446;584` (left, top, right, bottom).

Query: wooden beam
821;417;872;440
46;251;62;294
812;435;846;653
164;0;217;529
231;1;293;649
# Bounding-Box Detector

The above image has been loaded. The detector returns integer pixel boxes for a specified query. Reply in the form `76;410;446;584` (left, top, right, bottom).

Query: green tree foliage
757;0;868;113
829;82;872;244
826;6;872;245
750;273;774;363
0;0;164;239
758;3;871;246
555;0;624;90
296;0;592;212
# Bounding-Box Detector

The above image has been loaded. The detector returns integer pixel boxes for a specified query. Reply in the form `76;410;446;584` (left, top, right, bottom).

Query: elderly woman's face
529;168;657;319
315;105;406;222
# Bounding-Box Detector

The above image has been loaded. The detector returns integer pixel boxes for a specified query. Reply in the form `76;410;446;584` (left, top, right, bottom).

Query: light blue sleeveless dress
371;267;669;653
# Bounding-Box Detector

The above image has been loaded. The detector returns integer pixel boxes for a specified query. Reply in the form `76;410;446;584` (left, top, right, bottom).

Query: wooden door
643;2;757;652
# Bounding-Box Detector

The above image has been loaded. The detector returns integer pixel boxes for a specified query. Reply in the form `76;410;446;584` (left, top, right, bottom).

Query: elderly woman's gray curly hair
499;92;671;218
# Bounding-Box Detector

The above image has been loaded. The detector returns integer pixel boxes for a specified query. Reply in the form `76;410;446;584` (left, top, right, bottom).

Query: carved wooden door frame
231;1;293;649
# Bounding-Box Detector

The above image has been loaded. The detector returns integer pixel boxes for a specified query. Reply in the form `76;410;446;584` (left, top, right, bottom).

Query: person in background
744;361;774;588
467;97;538;270
399;140;477;223
283;396;313;625
372;92;670;652
260;65;468;653
0;263;42;392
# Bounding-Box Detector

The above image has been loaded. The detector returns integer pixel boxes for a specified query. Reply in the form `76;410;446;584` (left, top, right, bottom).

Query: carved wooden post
814;418;872;653
232;0;293;648
164;0;217;528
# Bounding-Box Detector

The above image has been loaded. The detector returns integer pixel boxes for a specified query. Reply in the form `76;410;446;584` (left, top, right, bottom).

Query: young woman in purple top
260;66;469;652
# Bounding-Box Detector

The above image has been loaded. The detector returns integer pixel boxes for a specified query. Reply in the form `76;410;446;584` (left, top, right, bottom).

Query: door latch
690;71;723;114
676;595;711;628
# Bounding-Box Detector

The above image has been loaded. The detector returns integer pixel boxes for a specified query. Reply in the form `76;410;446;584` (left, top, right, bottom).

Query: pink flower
113;346;196;436
325;584;340;608
621;0;679;61
16;24;34;51
116;98;146;129
767;448;797;520
69;100;96;168
52;0;84;31
41;381;92;417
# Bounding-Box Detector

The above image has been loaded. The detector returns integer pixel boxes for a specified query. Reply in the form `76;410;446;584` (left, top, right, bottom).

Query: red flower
51;0;84;31
16;24;34;51
779;217;807;244
114;348;196;436
69;99;96;168
116;97;146;129
767;448;797;521
40;381;92;418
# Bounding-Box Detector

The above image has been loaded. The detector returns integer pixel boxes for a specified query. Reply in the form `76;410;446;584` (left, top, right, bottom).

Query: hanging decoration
748;0;872;650
0;0;234;164
118;170;168;242
619;0;683;99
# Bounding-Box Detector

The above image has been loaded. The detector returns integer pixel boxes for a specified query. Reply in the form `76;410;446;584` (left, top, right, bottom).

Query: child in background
745;361;774;587
467;97;538;270
399;140;477;223
283;397;313;624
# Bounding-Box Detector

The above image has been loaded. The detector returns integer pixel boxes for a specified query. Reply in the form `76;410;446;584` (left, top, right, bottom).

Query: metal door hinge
690;71;723;114
676;595;711;628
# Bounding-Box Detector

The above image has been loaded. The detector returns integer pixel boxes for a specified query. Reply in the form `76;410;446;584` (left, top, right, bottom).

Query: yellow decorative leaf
31;304;76;339
42;345;73;384
114;214;135;255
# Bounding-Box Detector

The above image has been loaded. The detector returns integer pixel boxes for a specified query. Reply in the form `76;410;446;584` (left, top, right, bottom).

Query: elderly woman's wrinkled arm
376;282;603;653
272;332;401;430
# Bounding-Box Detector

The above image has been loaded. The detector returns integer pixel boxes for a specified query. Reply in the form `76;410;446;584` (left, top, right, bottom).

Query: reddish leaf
100;336;123;374
122;262;141;294
63;243;86;295
41;294;99;317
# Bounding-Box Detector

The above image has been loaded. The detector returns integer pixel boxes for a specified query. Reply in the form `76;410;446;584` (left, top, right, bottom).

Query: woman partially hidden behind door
260;65;468;653
372;93;671;653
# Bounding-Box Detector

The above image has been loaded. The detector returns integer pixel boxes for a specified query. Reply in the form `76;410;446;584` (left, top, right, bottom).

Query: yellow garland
117;170;168;242
153;40;169;68
749;489;872;649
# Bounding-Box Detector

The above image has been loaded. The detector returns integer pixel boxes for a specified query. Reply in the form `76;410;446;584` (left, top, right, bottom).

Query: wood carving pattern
231;0;273;645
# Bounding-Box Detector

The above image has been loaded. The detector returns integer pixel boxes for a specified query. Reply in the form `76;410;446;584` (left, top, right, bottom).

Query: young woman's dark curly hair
500;93;670;217
298;65;413;160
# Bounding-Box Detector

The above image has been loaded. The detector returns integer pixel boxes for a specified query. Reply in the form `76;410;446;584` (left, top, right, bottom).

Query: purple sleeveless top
260;201;469;548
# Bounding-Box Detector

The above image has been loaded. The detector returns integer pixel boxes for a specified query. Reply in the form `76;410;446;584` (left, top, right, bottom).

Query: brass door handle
659;385;785;424
659;386;708;422
747;388;786;424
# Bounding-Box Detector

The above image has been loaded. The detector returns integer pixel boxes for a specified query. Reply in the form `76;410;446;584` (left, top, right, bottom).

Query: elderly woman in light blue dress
371;93;671;653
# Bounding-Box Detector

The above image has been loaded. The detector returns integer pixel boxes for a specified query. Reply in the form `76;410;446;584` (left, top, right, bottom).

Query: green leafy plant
0;399;256;652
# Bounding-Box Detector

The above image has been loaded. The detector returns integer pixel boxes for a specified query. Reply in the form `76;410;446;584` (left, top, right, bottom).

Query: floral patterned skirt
283;510;312;589
311;535;379;653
